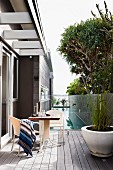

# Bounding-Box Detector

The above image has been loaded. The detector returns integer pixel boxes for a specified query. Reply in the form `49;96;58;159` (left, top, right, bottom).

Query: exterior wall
49;77;53;109
13;101;18;118
17;55;52;117
18;57;33;119
2;103;6;136
40;56;50;89
33;57;40;111
40;56;51;111
0;0;53;148
0;0;13;12
0;0;21;30
0;0;53;116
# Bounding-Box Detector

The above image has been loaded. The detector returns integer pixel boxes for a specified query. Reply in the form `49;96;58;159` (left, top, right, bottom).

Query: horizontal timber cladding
40;56;51;111
40;56;50;88
33;56;40;109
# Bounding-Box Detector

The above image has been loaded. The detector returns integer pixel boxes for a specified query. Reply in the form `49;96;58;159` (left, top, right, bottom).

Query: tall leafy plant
89;94;113;131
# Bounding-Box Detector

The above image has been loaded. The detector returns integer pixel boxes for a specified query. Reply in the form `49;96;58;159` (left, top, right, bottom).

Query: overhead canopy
0;0;48;56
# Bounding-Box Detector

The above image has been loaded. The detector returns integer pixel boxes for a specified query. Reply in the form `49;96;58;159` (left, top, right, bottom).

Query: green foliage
66;118;74;129
60;98;67;106
89;94;113;131
56;98;60;105
66;78;87;95
58;1;113;94
51;97;57;106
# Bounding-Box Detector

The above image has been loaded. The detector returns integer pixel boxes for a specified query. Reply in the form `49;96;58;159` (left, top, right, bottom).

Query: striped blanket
18;119;36;156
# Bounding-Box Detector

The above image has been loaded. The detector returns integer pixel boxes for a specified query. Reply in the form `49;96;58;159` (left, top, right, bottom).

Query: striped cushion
18;120;36;156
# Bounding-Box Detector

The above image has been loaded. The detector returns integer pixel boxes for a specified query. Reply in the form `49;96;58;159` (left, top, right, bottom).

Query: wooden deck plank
44;132;58;170
56;133;65;170
72;131;92;170
105;157;113;170
1;130;113;170
77;131;111;170
64;133;73;170
23;155;37;169
32;141;48;170
40;134;58;170
49;140;57;170
40;147;51;170
0;152;12;165
68;131;82;170
76;131;100;170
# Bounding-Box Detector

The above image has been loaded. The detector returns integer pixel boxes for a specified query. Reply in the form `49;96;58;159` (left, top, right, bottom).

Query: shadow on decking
0;130;113;170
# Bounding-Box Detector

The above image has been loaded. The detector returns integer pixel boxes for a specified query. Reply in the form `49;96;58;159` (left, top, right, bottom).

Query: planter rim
81;125;113;134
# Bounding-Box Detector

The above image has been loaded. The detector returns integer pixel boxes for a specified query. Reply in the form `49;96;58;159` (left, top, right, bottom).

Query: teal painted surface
58;108;86;130
54;94;113;130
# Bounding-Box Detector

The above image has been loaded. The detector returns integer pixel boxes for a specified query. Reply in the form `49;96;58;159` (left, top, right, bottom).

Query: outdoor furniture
46;110;64;138
9;116;41;156
9;116;21;154
18;119;36;156
28;113;61;148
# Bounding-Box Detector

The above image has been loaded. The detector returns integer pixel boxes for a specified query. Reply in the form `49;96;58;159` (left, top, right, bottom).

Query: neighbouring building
0;0;53;148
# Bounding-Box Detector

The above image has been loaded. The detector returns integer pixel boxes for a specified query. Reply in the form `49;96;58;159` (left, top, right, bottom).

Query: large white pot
81;125;113;157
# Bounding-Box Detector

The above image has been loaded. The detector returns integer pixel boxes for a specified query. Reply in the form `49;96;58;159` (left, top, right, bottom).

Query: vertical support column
0;42;2;148
9;54;14;137
9;54;14;116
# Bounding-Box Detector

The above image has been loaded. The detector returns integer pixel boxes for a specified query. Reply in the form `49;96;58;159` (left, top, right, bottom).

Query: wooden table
29;115;60;140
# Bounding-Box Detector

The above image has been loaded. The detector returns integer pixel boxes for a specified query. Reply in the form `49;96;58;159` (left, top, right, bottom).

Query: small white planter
81;125;113;157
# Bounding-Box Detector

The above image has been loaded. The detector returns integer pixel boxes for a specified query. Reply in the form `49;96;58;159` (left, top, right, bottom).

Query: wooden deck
0;130;113;170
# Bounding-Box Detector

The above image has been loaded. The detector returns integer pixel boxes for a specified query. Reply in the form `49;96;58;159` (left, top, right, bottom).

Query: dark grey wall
17;55;52;118
0;0;22;30
40;56;51;111
40;56;50;88
18;57;33;119
13;101;18;118
33;57;40;110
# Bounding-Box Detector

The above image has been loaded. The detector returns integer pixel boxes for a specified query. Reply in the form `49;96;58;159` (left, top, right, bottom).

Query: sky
38;0;113;95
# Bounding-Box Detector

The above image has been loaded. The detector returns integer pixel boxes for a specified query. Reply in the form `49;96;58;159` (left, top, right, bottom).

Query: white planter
81;125;113;157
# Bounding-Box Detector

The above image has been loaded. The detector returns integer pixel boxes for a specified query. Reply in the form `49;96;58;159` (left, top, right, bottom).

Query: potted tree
81;94;113;157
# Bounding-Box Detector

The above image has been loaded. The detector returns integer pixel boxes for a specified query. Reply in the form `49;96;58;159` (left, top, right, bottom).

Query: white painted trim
19;49;44;56
27;0;47;54
12;41;42;49
1;133;11;148
0;12;32;24
0;42;2;148
1;49;11;147
13;57;18;99
3;30;38;39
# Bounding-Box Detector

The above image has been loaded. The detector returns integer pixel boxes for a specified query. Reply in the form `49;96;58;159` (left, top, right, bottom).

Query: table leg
39;120;61;151
43;120;50;139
